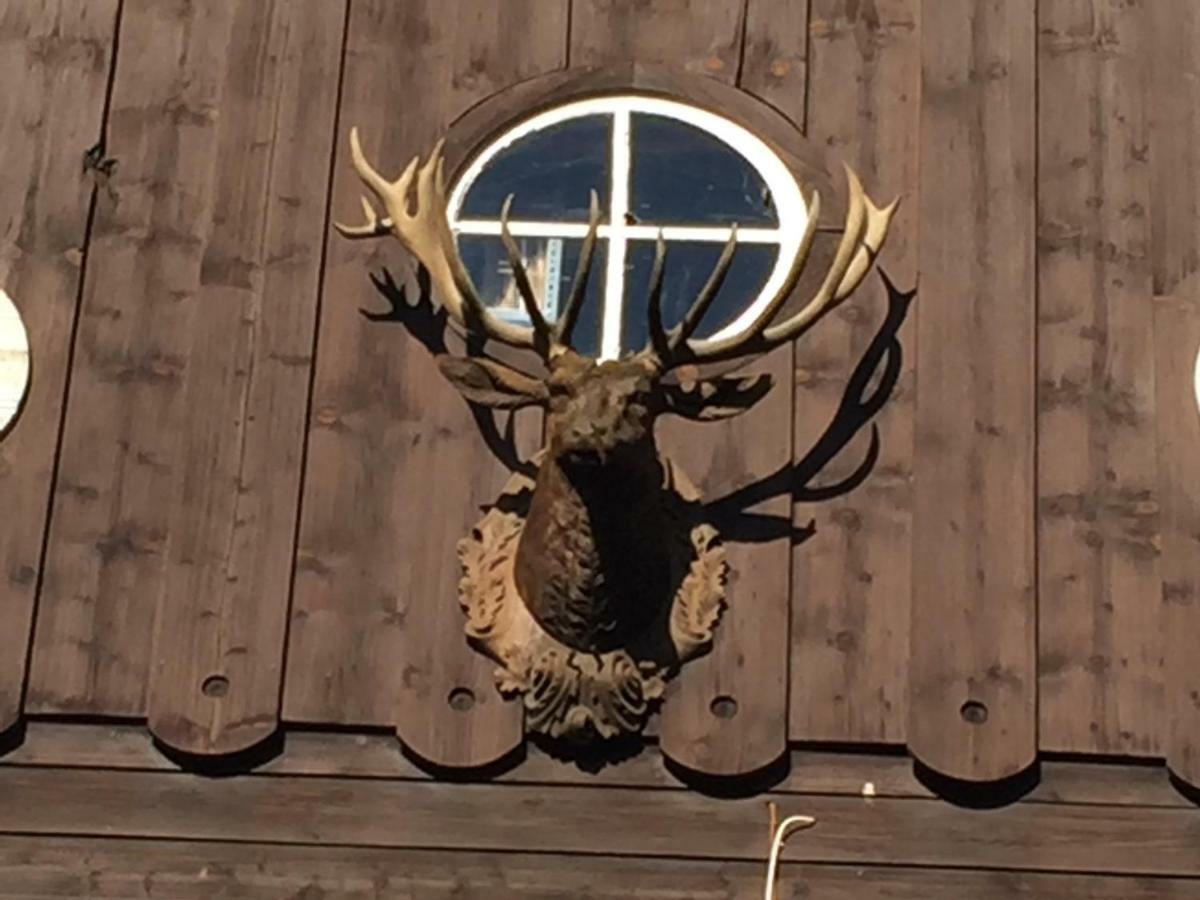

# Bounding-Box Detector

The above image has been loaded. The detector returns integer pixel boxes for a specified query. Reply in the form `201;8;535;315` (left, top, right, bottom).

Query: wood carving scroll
336;127;896;740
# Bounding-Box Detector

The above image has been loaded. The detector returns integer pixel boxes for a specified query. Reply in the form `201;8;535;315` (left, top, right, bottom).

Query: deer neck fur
514;434;674;653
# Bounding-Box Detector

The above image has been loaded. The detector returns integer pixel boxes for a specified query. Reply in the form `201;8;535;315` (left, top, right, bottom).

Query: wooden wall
2;0;1200;802
0;722;1199;897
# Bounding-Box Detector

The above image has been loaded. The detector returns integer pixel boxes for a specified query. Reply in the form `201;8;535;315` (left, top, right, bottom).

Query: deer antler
336;128;602;361
653;165;898;368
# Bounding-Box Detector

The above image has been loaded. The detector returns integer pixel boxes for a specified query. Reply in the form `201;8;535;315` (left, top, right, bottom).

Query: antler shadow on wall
367;265;915;535
705;270;915;544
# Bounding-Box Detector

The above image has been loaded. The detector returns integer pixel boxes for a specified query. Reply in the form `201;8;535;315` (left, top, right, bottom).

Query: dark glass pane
460;116;610;222
630;114;778;227
458;235;606;357
621;241;777;352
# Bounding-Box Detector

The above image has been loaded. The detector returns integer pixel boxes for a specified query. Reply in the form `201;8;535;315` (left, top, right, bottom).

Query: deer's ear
659;372;774;421
437;355;549;410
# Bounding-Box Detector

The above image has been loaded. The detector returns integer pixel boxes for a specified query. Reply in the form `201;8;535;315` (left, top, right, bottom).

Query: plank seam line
564;0;573;68
21;0;129;717
734;0;750;86
275;0;355;720
0;760;1195;812
0;828;1195;881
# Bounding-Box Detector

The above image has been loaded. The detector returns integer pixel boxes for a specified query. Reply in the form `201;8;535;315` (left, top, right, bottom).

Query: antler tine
499;194;554;357
762;177;898;347
680;165;896;365
645;229;671;360
335;127;536;351
670;191;821;364
665;224;740;357
554;189;601;349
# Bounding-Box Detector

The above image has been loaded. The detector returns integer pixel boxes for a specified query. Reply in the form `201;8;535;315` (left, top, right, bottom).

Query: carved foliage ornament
336;102;896;740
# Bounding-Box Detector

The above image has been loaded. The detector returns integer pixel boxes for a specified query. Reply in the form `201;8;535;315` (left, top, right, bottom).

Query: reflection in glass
630;115;779;227
459;116;611;222
457;235;606;357
621;241;777;351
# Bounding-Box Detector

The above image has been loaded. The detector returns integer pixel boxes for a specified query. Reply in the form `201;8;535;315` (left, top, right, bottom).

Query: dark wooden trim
439;63;841;226
1;835;1197;899
2;722;1196;809
0;764;1197;877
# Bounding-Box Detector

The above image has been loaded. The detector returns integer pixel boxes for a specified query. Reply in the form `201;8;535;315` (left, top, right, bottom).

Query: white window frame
0;288;30;435
447;95;808;360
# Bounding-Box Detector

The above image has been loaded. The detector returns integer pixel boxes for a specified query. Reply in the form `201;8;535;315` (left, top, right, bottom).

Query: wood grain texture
909;0;1038;781
26;1;338;739
1149;0;1200;791
790;0;919;745
1037;0;1161;757
2;837;1199;900
285;0;565;764
1154;297;1200;789
1147;1;1199;300
569;0;745;77
0;0;119;731
27;0;237;715
141;0;345;756
136;0;340;751
0;765;1198;876
657;345;793;775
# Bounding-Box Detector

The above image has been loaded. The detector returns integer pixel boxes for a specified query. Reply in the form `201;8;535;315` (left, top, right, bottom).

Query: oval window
0;288;30;437
448;96;808;359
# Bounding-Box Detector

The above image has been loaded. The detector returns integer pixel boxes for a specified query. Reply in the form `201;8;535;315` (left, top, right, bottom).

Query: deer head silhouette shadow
365;265;915;544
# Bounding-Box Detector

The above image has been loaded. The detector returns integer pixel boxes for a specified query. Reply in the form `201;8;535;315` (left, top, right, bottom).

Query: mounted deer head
336;126;897;739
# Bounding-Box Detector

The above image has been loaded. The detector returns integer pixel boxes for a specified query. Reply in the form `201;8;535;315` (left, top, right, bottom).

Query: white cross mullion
600;108;632;360
455;219;778;244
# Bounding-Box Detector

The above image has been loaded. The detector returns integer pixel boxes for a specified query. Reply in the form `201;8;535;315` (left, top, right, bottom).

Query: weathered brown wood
1147;1;1199;300
1036;0;1161;758
3;836;1200;900
286;0;565;764
1149;2;1200;792
141;0;346;756
1154;297;1200;789
0;0;120;731
790;0;919;746
27;0;224;715
1;764;1199;876
740;0;808;128
909;0;1038;781
26;1;337;743
4;721;1195;807
657;346;793;775
570;0;745;78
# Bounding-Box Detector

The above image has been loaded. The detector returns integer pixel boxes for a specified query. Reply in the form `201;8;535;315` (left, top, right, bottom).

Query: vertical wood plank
27;0;339;737
1037;0;1160;757
1147;1;1199;301
29;0;243;715
0;0;120;730
285;0;566;766
790;0;919;745
658;0;796;776
1149;0;1200;790
1153;299;1200;789
142;0;346;755
569;0;745;76
909;0;1038;781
